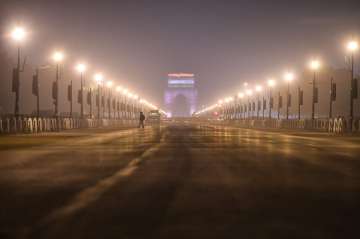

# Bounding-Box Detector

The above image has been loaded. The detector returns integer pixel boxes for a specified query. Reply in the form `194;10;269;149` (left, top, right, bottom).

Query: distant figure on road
139;112;146;128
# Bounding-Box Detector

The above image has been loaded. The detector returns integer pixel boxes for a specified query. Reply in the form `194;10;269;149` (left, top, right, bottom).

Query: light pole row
8;26;160;119
197;39;358;124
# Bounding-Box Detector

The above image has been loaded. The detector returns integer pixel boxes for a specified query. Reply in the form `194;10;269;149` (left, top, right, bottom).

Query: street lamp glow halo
76;63;87;73
11;26;26;42
106;81;113;88
284;72;295;82
52;51;65;62
267;79;276;87
255;85;263;92
94;73;104;84
309;59;321;71
347;40;359;52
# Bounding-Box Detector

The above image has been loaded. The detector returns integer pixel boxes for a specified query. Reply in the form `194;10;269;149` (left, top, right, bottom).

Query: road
1;123;360;239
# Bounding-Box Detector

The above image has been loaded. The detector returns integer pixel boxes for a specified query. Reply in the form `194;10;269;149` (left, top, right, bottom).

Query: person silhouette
139;112;145;128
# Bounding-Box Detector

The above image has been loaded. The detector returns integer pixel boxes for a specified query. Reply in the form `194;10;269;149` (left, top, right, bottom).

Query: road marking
39;143;161;226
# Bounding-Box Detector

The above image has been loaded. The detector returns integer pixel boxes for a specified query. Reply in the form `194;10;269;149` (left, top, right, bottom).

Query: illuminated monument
164;73;197;117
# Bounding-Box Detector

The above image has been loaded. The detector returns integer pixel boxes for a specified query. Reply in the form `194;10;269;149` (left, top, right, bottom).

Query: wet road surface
1;123;360;239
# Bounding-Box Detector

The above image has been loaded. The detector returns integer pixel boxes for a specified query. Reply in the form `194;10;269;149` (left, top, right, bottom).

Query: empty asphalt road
1;123;360;239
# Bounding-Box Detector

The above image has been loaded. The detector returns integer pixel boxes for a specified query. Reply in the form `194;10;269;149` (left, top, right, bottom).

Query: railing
0;117;139;134
208;117;354;134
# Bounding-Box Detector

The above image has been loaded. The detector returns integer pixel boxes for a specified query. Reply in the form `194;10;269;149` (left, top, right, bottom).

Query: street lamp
309;59;321;120
267;79;276;119
52;50;65;117
94;73;104;119
10;26;27;117
255;85;263;119
346;40;358;131
106;81;113;119
284;71;295;120
238;92;244;119
246;89;253;118
76;63;87;119
122;88;129;119
134;94;139;118
115;86;122;119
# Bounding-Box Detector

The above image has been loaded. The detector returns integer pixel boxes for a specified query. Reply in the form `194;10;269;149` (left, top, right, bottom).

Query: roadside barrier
212;116;351;134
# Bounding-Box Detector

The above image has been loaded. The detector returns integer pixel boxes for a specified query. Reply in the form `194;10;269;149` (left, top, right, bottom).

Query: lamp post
122;89;129;119
218;99;223;119
76;63;87;119
134;94;139;119
32;65;51;118
347;40;358;131
298;86;303;120
94;73;104;119
69;80;73;117
238;92;244;119
88;86;93;118
106;81;113;119
255;85;262;119
309;59;321;120
10;26;26;117
52;51;64;117
284;72;295;120
246;89;253;118
116;86;122;119
267;79;276;119
127;92;134;120
277;91;281;119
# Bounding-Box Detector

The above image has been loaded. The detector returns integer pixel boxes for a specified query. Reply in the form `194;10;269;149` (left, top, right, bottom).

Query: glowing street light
10;26;27;117
52;51;64;63
347;40;359;52
284;72;294;82
267;79;276;88
255;85;263;92
94;73;104;84
309;59;321;120
76;63;87;73
283;71;295;119
346;40;359;130
11;26;27;42
106;81;113;88
246;89;253;96
309;59;321;71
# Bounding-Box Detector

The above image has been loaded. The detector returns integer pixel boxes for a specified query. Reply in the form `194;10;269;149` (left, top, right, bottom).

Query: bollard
26;118;33;133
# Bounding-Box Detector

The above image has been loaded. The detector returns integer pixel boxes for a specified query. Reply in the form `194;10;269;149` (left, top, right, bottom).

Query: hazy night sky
1;0;360;111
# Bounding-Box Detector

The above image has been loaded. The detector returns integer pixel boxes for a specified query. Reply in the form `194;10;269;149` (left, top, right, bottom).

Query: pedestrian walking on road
139;112;146;128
